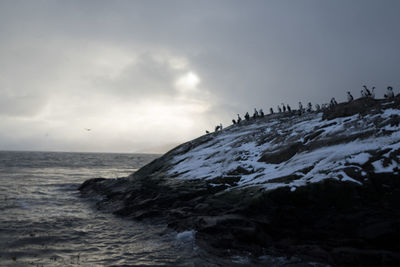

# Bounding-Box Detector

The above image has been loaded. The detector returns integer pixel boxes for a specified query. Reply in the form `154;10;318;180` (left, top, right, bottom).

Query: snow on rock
372;160;398;173
346;152;371;165
167;105;400;192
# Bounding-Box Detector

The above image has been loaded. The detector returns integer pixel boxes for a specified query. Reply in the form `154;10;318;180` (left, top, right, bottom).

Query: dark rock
78;177;106;191
258;142;303;164
322;97;379;120
207;176;241;186
303;129;324;143
227;166;253;175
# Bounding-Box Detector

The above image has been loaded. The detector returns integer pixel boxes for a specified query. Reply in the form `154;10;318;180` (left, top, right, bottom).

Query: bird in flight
84;128;91;131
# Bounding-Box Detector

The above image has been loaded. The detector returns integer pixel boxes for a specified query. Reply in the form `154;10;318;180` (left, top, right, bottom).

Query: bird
329;97;338;109
245;112;250;121
347;91;354;102
362;85;372;98
385;86;394;99
237;114;242;124
307;102;312;112
253;108;259;118
84;128;91;131
298;102;304;115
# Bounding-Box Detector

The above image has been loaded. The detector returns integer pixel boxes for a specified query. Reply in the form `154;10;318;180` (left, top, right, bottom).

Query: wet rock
78;177;106;191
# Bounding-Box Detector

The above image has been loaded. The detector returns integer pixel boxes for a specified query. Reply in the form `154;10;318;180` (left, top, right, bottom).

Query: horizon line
0;149;162;155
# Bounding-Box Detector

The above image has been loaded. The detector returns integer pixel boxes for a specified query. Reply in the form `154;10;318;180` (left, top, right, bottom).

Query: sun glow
175;72;200;92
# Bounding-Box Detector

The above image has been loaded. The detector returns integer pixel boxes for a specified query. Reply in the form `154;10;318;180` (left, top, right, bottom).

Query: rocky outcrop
80;97;400;266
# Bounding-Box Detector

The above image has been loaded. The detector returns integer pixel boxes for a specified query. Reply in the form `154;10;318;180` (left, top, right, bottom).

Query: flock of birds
207;85;398;134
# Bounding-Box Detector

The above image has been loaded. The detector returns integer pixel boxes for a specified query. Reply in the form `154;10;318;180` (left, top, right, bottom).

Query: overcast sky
0;0;399;153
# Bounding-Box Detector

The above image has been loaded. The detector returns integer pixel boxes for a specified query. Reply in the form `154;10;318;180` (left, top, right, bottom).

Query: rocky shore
80;97;400;266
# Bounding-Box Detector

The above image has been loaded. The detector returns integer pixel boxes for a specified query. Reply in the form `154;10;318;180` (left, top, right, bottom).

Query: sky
0;0;399;153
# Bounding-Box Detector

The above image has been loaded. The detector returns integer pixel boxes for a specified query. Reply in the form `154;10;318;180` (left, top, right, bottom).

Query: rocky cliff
79;97;400;266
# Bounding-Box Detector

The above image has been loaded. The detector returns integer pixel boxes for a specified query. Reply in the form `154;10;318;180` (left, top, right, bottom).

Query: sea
0;151;294;267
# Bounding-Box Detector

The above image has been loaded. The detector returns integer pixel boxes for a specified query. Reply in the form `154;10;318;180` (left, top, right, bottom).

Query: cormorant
347;91;354;102
330;97;338;109
237;114;242;124
385;86;394;99
362;85;372;98
298;102;303;115
371;87;375;99
253;108;259;118
307;102;312;112
245;112;250;121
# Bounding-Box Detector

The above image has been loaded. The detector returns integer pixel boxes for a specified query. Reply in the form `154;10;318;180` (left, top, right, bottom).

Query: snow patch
176;230;196;242
346;152;371;165
372;160;398;173
381;108;400;118
337;171;362;185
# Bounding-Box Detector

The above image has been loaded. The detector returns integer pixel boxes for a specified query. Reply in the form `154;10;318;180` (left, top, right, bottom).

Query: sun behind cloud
175;71;200;93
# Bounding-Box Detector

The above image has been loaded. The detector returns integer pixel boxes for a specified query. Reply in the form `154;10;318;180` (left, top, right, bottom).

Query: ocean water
0;151;201;267
0;151;305;267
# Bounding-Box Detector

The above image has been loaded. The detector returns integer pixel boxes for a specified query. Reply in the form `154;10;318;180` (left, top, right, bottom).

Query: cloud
0;37;215;152
0;0;400;152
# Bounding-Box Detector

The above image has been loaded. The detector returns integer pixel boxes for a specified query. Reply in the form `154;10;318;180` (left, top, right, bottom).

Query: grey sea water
0;151;302;267
0;151;205;267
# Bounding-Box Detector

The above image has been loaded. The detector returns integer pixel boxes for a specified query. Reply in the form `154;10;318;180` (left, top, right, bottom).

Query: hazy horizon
1;0;399;153
0;149;162;155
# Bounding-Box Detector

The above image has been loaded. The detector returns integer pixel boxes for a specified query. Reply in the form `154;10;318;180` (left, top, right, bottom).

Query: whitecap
176;230;196;242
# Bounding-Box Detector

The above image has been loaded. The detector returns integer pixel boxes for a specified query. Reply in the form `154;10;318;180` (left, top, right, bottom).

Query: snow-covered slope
80;97;400;265
166;101;400;192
